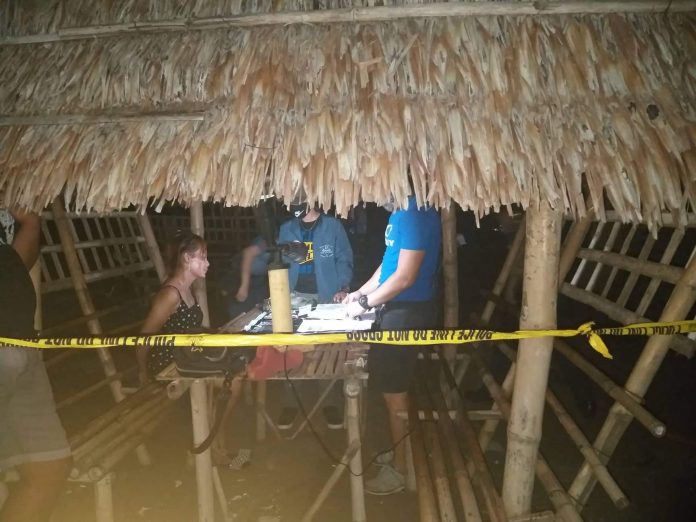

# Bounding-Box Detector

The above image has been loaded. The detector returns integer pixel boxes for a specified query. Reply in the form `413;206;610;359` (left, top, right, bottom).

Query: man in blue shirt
345;191;441;495
277;203;354;429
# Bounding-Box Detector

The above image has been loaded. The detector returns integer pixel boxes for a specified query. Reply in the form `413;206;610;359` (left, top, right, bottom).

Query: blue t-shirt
378;196;441;301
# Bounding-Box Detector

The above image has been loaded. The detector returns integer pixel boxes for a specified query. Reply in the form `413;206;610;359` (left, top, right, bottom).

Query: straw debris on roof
0;1;694;228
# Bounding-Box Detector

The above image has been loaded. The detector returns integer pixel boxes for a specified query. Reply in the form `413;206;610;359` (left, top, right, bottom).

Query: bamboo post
569;253;696;507
474;355;582;522
345;377;366;522
137;211;167;281
441;206;459;364
94;473;114;522
496;343;628;508
502;203;562;518
190;202;210;327
191;379;215;522
29;261;42;331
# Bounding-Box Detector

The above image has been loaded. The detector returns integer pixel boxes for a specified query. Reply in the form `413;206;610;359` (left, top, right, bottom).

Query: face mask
290;204;307;220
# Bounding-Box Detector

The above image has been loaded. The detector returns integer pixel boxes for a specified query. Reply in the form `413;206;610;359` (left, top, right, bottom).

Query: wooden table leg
256;381;267;441
345;377;366;522
190;380;215;522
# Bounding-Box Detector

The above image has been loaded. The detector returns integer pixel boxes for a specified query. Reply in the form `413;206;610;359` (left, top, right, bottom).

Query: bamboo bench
406;356;559;522
66;382;174;522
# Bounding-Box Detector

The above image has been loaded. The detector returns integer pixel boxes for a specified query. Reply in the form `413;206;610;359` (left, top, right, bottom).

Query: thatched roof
0;1;695;227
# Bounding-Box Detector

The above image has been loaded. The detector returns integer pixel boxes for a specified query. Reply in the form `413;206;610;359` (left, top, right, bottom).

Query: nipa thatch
0;1;695;229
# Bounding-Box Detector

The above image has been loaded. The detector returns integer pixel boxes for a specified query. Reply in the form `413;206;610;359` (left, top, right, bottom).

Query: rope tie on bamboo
576;322;612;360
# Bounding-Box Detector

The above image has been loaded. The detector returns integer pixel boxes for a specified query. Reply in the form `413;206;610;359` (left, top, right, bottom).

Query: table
157;309;369;522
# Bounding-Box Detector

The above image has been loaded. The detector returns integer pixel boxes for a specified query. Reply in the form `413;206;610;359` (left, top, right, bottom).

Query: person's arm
345;251;424;318
136;287;180;383
236;243;263;302
332;221;354;302
9;209;41;269
343;264;382;303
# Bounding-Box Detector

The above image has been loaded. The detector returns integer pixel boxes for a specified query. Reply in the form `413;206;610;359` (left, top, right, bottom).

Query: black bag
173;346;254;379
173;346;254;454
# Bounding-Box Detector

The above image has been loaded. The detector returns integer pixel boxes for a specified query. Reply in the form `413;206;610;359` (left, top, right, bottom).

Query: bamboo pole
190;202;210;328
569;252;696;507
29;261;42;331
423;380;483;522
301;442;360;522
558;213;594;284
576;248;683;284
481;216;526;324
474;354;583;522
191;379;215;522
502;202;562;518
0;111;205;126
585;222;620;292
408;400;439;522
496;343;628;509
90;408;172;479
57;370;129;410
601;225;637;298
559;284;695;357
2;1;695;45
94;474;114;522
441;206;459;365
51;198;124;402
553;339;665;436
415;381;457;522
137;211;167;281
68;383;161;449
345;378;366;522
636;228;684;316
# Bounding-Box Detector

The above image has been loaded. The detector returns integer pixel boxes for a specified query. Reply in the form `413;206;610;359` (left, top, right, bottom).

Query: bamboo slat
2;1;695;46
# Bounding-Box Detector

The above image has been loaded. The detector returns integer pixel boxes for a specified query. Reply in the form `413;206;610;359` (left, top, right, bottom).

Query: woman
137;232;208;382
136;232;247;468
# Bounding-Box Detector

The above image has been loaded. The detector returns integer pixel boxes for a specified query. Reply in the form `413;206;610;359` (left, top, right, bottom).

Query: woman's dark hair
164;231;206;274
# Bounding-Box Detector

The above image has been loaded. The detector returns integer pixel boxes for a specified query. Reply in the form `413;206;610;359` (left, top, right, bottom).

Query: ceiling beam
2;1;695;46
0;111;206;126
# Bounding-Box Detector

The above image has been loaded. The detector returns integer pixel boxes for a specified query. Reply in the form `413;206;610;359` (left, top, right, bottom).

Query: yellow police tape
2;319;696;359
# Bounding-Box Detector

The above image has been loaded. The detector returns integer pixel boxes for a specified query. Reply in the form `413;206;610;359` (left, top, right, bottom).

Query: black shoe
277;407;298;430
323;406;344;430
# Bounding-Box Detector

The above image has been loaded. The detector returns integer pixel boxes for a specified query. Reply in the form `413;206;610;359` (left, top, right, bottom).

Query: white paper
296;319;373;333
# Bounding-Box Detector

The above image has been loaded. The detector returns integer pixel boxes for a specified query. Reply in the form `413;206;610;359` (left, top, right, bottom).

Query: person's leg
383;392;409;473
0;348;71;521
1;457;72;522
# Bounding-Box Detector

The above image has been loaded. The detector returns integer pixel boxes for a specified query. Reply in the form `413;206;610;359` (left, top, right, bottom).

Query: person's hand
333;291;348;303
235;286;249;302
342;291;362;304
345;300;366;319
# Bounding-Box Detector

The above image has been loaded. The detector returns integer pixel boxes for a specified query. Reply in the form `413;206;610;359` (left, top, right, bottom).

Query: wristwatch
358;294;371;310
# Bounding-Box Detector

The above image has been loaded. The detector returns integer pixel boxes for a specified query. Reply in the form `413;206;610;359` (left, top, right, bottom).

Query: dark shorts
368;301;438;394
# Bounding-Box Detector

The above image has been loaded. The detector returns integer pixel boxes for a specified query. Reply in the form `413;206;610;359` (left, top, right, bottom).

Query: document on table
296;304;375;333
